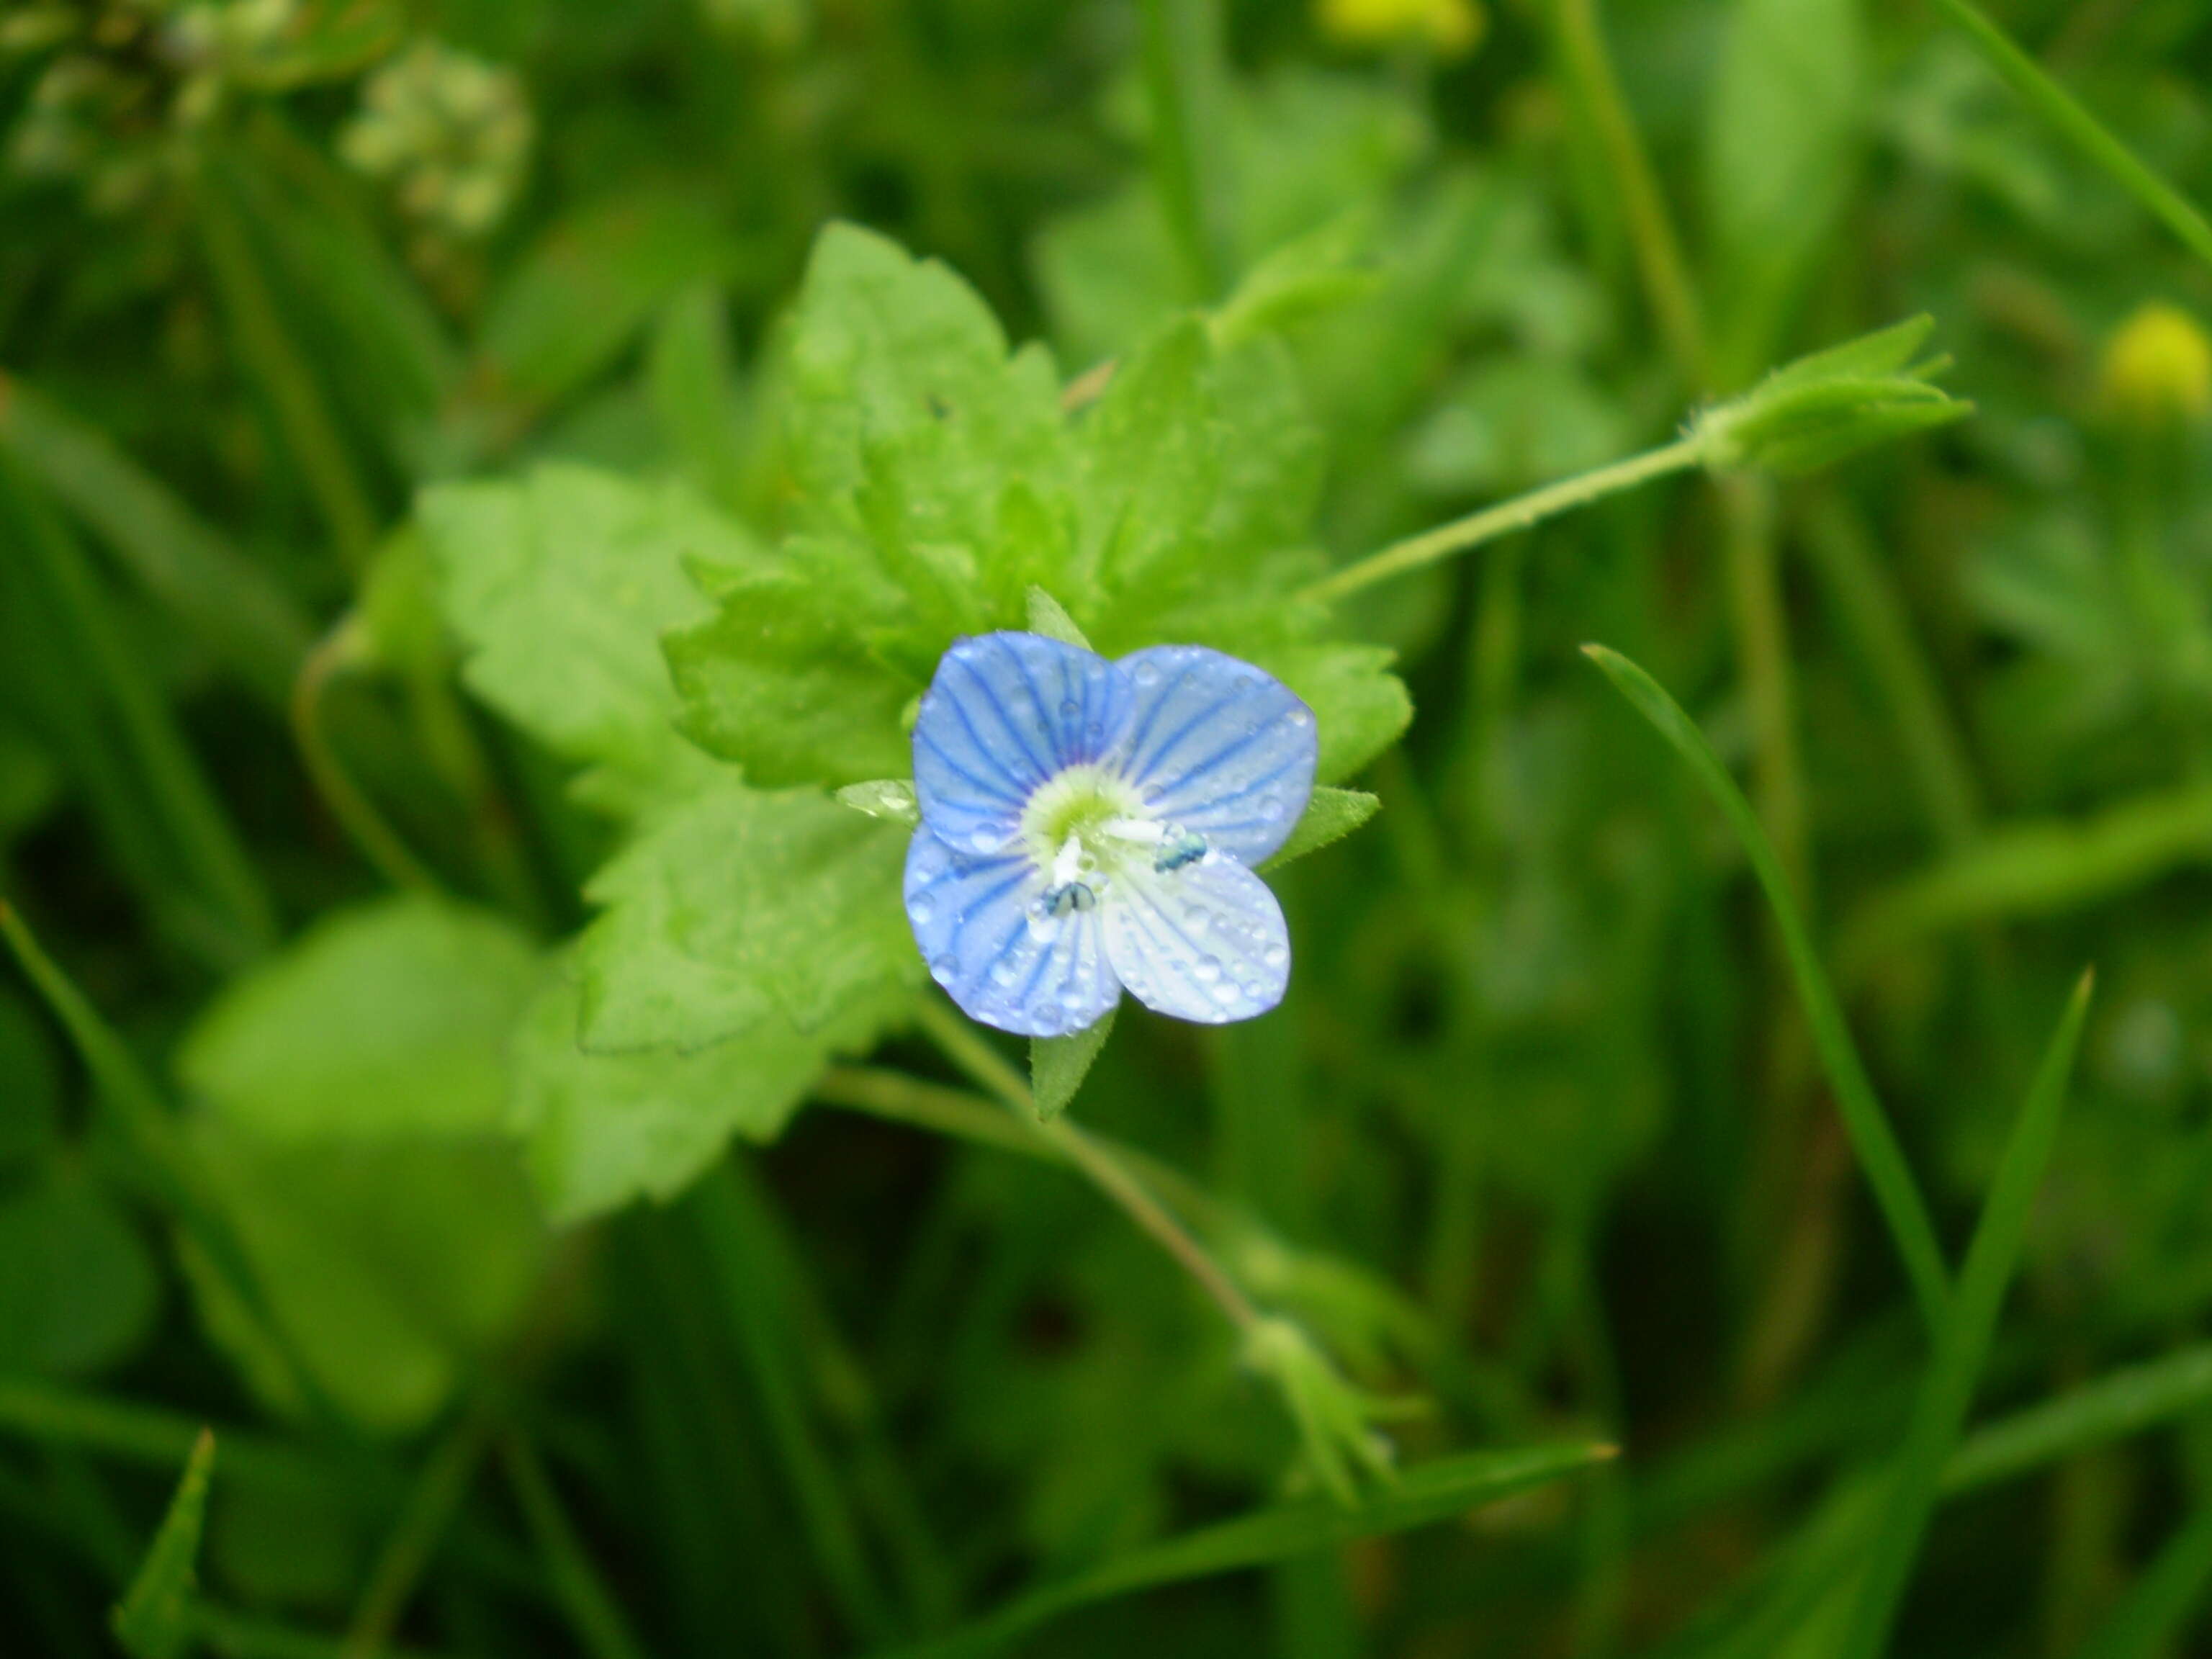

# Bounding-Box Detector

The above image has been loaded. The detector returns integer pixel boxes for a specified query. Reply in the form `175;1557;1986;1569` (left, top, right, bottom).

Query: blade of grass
688;1164;901;1645
1944;1341;2212;1493
499;1433;653;1659
112;1429;215;1659
0;458;277;956
0;375;312;708
872;1442;1612;1659
2072;1501;2212;1659
1933;0;2212;271
1582;644;1951;1334
1835;970;2093;1659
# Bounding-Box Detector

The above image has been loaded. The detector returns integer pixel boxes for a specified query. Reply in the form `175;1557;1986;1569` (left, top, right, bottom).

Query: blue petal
1111;646;1317;866
1100;855;1290;1025
912;633;1130;854
905;827;1123;1038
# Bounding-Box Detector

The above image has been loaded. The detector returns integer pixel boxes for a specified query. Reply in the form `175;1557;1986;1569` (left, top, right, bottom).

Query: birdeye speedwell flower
904;632;1318;1037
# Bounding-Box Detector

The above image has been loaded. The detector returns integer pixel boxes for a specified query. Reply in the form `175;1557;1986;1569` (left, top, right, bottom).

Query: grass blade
1581;644;1950;1332
1835;970;2094;1659
1933;0;2212;271
2073;1502;2212;1659
500;1434;653;1659
1943;1341;2212;1493
873;1441;1609;1659
0;376;312;708
113;1428;215;1659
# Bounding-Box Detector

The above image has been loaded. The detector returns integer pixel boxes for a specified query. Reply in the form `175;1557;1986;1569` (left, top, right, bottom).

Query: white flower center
1017;764;1208;914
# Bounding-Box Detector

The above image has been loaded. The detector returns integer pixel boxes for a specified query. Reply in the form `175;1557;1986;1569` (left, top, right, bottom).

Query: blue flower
904;632;1318;1037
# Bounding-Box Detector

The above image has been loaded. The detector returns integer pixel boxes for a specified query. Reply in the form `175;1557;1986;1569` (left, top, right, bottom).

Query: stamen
1051;834;1085;888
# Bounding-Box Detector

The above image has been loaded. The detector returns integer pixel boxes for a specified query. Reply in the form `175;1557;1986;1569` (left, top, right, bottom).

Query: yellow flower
2100;301;2212;426
1318;0;1485;57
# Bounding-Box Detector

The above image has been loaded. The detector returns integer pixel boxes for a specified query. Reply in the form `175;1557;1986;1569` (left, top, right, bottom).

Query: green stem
912;1001;1261;1329
1545;0;1710;382
291;622;443;895
499;1434;652;1659
342;1401;495;1659
1719;475;1811;911
1303;435;1707;606
1933;0;2212;271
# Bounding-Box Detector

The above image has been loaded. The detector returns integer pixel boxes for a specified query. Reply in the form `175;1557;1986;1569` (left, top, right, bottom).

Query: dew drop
989;958;1018;986
1287;708;1312;729
907;896;935;925
1194;956;1222;984
1262;943;1288;969
971;826;1007;853
1058;984;1089;1011
1059;698;1079;718
1209;979;1240;1006
1258;796;1285;823
1132;661;1162;687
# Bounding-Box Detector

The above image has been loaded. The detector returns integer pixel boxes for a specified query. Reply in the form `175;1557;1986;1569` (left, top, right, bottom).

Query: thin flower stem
292;623;443;896
1301;435;1707;607
911;1001;1262;1330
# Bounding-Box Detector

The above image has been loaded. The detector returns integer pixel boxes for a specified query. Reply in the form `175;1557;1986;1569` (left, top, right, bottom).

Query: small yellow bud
2100;301;2212;426
1317;0;1485;57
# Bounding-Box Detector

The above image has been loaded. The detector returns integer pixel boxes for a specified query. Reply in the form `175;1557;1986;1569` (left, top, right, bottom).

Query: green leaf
1696;318;1971;475
873;1443;1611;1659
1932;0;2212;271
1836;971;2092;1659
1945;1341;2212;1494
2073;1502;2212;1659
577;777;921;1053
177;895;542;1143
0;1172;161;1378
510;974;910;1221
1025;585;1092;651
1583;645;1950;1333
476;189;744;417
113;1428;215;1659
1260;643;1413;784
182;1128;546;1435
0;377;313;710
1262;787;1380;871
421;464;764;814
1703;0;1865;361
0;986;60;1167
665;555;920;788
1030;1004;1118;1123
649;283;748;509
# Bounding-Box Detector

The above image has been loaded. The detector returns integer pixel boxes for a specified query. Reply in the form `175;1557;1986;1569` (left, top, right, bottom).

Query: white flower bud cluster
338;40;533;240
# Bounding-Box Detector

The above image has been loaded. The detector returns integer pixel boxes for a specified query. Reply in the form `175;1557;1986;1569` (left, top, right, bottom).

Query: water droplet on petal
1194;956;1221;984
1287;708;1312;729
1259;796;1285;823
1133;661;1162;687
989;958;1018;987
1262;943;1288;969
1209;980;1239;1006
908;896;935;925
971;826;1007;853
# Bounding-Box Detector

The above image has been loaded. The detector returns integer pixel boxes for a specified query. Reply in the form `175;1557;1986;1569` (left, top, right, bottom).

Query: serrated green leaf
1259;643;1413;783
665;555;920;787
873;1442;1611;1659
511;974;910;1221
421;464;765;812
1262;787;1380;870
113;1428;215;1659
1030;1004;1117;1123
1697;318;1970;477
577;778;921;1053
178;895;542;1143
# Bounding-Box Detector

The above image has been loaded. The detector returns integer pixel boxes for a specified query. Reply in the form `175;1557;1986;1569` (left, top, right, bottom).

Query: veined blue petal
1100;855;1290;1025
905;827;1123;1038
912;632;1130;855
1112;646;1317;866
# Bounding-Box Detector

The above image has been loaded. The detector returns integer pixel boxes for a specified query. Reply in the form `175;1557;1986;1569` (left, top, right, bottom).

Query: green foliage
1032;1006;1120;1123
0;1171;160;1378
113;1429;215;1659
179;895;541;1141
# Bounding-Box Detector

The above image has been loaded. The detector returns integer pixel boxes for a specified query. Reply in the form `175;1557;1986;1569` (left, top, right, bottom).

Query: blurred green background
6;0;2212;1655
